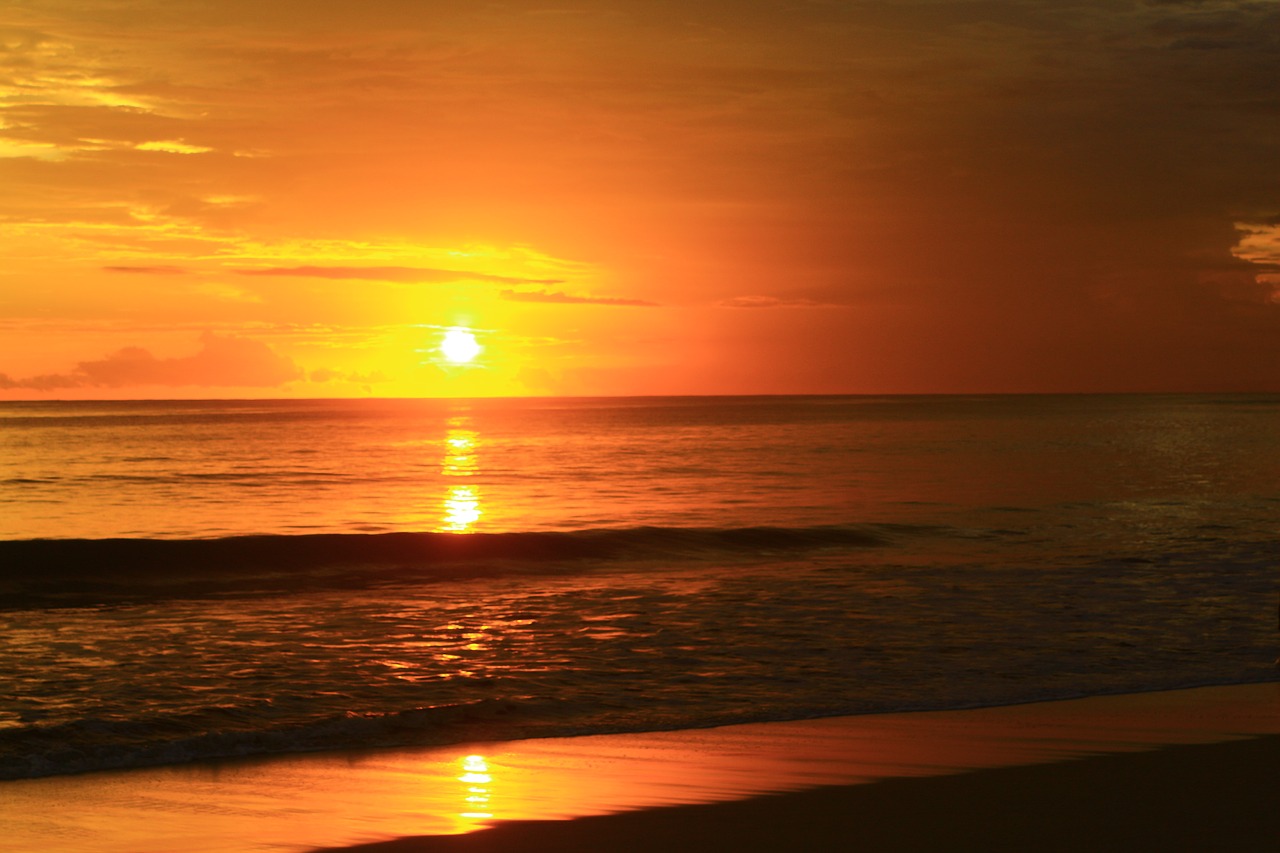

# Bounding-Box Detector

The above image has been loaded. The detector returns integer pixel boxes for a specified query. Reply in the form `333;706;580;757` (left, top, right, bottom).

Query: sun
440;327;482;364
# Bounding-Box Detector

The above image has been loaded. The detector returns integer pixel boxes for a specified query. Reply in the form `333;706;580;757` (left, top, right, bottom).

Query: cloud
134;140;213;154
500;289;658;306
0;333;301;390
718;295;830;308
0;371;84;391
1232;222;1280;267
102;265;189;275
309;367;387;384
1232;221;1280;301
237;265;562;285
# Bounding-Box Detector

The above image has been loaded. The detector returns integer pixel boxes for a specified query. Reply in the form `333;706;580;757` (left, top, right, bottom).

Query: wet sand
319;735;1279;853
0;683;1275;853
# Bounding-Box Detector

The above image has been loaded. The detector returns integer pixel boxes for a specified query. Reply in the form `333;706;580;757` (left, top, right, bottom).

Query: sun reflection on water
442;485;482;531
438;416;482;533
442;426;478;476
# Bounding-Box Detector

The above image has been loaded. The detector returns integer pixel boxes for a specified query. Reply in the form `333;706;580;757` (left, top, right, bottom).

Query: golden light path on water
439;415;482;533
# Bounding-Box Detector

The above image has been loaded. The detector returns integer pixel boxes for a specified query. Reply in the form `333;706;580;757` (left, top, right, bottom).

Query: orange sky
1;0;1277;398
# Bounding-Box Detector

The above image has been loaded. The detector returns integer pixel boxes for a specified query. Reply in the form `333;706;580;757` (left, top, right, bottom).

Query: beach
6;0;1280;844
1;683;1275;852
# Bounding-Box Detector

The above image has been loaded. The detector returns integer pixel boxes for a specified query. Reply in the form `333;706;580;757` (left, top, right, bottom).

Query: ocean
0;394;1276;781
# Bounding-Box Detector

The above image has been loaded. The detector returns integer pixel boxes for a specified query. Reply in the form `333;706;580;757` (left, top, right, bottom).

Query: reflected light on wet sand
456;754;494;823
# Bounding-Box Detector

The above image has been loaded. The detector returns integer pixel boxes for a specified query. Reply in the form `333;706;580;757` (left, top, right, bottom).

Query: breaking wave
0;524;921;608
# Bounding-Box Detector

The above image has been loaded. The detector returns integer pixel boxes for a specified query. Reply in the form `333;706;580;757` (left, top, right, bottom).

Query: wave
0;524;914;608
0;696;554;781
4;674;1268;782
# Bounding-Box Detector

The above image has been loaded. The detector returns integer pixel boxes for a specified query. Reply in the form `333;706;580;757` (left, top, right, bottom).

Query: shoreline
0;682;1275;852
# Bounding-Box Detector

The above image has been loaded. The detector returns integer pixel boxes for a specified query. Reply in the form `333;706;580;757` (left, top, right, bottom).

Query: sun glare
440;328;482;364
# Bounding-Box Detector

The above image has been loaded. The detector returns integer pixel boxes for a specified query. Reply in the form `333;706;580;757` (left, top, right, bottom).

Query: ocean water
0;394;1276;780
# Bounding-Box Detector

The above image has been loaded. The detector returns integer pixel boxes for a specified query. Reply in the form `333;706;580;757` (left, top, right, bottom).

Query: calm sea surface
0;394;1276;779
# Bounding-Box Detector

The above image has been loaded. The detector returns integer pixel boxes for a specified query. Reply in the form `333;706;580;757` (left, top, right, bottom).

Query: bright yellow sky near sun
1;1;1278;399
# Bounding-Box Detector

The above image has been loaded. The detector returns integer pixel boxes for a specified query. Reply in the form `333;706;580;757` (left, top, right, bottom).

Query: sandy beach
1;683;1275;852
